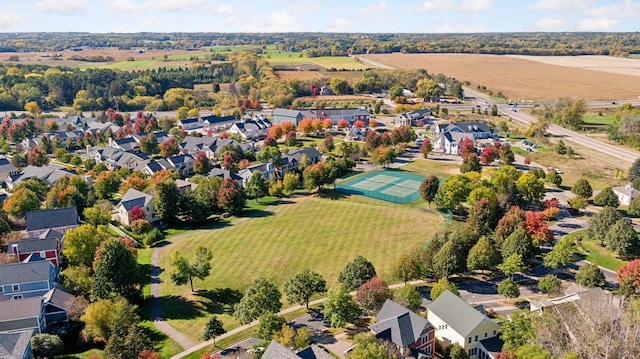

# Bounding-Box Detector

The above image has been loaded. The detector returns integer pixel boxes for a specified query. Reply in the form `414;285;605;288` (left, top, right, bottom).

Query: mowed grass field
361;53;640;100
158;194;446;340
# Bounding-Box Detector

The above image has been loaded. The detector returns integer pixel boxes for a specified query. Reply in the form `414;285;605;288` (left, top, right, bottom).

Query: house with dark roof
130;131;169;147
6;165;76;190
370;299;435;358
206;168;243;182
88;146;150;171
114;188;157;225
396;109;432;127
42;288;75;324
24;207;79;238
0;157;17;183
167;155;195;176
175;179;198;194
141;160;172;176
237;163;274;187
427;290;501;359
227;115;272;140
109;137;139;152
8;231;63;265
281;147;322;173
0;298;46;334
433;131;475;155
177;115;236;132
0;330;33;359
430;121;496;140
262;340;334;359
0;261;57;300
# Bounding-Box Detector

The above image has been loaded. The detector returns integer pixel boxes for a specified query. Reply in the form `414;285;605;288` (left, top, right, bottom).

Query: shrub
130;219;151;234
143;228;165;247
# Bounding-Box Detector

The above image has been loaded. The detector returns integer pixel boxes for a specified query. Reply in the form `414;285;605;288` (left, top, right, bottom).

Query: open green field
582;112;616;126
400;158;462;179
260;45;369;70
158;194;446;341
568;229;627;271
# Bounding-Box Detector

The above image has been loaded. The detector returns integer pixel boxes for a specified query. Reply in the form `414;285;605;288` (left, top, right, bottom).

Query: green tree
244;171;269;201
538;275;562;294
253;312;286;341
593;187;620;207
449;343;470;359
393;254;421;283
91;239;140;302
80;297;137;342
234;277;282;324
571;178;593;199
575;263;605;288
83;205;112;226
283;172;299;194
629;158;640;182
430;277;459;300
515;345;553;359
545;170;562;187
283;269;327;310
153;179;181;221
160;137;180;157
348;332;397;359
60;265;93;296
554;140;567;155
31;334;64;359
338;255;377;290
460;153;481;173
94;171;122;199
543;237;576;268
139;133;159;154
323;284;361;328
516;172;545;203
394;284;422;311
2;187;40;218
499;254;524;279
629;196;640;217
169;246;213;291
466;198;498;236
202;315;226;345
467;236;501;272
500;228;534;261
419;175;439;207
588;206;623;244
330;77;350;95
434;174;471;213
498;278;520;302
605;218;638;259
568;195;588;212
63;224;110;268
432;240;465;278
501;309;535;351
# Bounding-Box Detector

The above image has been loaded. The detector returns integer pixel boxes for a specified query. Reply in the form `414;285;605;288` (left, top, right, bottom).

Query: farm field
507;55;640;77
276;69;367;82
361;53;640;100
158;194;446;340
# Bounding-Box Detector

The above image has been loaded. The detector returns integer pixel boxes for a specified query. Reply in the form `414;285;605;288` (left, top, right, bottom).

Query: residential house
0;261;57;300
25;207;79;238
109;137;139;152
396;109;432;127
227;116;272;140
430;121;496;140
42;288;75;324
529;286;622;313
237;163;274;187
427;290;502;359
141;160;173;176
8;231;63;265
272;109;311;126
314;108;370;125
262;340;333;359
612;184;640;206
88;146;150;171
0;330;33;359
177;115;236;132
176;179;198;194
345;125;365;141
167;155;195;177
179;137;253;161
0;298;46;334
433;131;474;155
114;188;157;225
206;168;243;182
281;147;323;173
130;131;170;147
6;165;76;190
370;299;436;358
0;157;17;183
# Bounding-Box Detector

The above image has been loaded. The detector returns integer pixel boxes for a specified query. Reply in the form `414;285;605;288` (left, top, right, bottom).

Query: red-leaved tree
459;137;475;157
354;119;365;128
267;125;283;139
337;118;349;129
129;206;146;222
618;259;640;294
280;121;296;133
525;211;554;245
355;276;391;313
479;145;497;164
138;350;161;359
297;118;314;135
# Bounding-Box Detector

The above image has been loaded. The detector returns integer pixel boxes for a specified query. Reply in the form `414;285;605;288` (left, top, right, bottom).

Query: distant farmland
362;53;640;101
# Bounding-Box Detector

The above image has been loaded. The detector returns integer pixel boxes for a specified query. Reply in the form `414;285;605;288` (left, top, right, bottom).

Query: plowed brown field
362;53;640;100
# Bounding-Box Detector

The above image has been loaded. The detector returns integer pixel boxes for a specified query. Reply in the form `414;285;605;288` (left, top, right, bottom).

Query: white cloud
528;0;593;11
418;0;492;13
245;9;301;32
532;16;567;31
458;0;493;12
575;17;619;31
327;18;354;32
156;0;205;12
585;0;640;19
212;4;232;14
0;7;23;30
105;0;153;17
36;0;87;15
418;1;454;12
359;1;388;15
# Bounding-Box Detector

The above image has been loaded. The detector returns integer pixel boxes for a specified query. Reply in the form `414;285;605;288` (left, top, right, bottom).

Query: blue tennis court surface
336;170;424;204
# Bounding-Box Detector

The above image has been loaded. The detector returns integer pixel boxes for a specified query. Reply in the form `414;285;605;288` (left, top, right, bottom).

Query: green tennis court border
335;170;424;204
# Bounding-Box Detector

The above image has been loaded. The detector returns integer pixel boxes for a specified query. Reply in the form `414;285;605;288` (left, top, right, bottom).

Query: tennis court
336;170;424;204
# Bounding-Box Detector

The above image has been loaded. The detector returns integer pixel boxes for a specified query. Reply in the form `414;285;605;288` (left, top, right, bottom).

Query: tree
81;297;137;342
459;137;475;157
283;269;327;310
95;171;122;199
554;140;567;155
588;206;623;243
466;198;498;235
498;278;520;302
370;146;397;167
160;137;179;157
419;175;439;207
244;171;268;201
234;277;282;324
460;153;481;173
282;172;299;194
467;236;501;272
501;228;534;262
432;240;465;278
479;145;497;164
338;255;377;290
92;239;141;302
217;178;245;214
543;237;576;268
193;152;212;175
105;324;153;359
575;263;605;288
323;284;361;328
593;187;620;207
330;78;349;95
256;146;282;165
356;276;391;313
545;170;562;187
500;309;535;351
170;246;213;292
629;158;640;182
629;196;640;217
83;204;112;226
420;138;433;158
516;172;545;203
348;332;398;359
61;265;93;296
394;284;422;311
538;275;562;294
129;205;146;222
571;178;593;198
31;334;64;359
27;148;49;166
253;312;286;341
138;350;161;359
430;277;459;300
495;206;526;246
203;315;226;345
393;254;421;283
153;178;181;221
499;254;524;279
525;211;553;245
25;101;41;117
140;133;159;154
605;218;638;259
449;343;470;359
617;259;640;295
568;195;588;213
3;187;40;218
63;224;109;268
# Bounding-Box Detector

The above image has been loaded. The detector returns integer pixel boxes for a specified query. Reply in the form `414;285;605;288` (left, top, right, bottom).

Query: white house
427;290;502;359
114;189;158;225
612;184;639;206
433;131;474;155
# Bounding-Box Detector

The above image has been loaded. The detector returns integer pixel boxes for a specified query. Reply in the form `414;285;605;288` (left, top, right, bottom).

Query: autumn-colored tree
297;119;314;135
322;118;333;130
27;148;49;166
419;175;439;207
45;119;58;132
311;119;323;133
479;145;497;164
320;135;334;153
354;119;365;128
370;146;397;167
617;259;640;295
525;211;554;245
129;206;146;222
467;198;498;235
262;136;277;148
369;119;378;128
3;187;40;218
160;137;180;157
95;171;122;199
193;152;212;175
356;276;392;313
217;178;245;214
364;131;381;152
459;137;474;157
267;125;283;139
280;121;295;133
420;138;433;158
524;157;531;165
119;176;149;194
337;118;349;129
138;350;161;359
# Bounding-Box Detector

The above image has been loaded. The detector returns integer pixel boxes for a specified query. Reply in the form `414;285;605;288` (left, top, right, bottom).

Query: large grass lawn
158;194;446;341
568;229;627;271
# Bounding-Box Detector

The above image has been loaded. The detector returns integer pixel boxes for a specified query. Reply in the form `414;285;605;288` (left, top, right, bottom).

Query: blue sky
1;0;639;33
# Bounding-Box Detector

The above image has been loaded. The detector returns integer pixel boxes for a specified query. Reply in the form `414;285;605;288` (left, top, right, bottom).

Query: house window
493;330;497;336
468;337;472;344
12;294;23;300
484;332;487;338
12;284;19;291
426;346;431;354
475;335;478;342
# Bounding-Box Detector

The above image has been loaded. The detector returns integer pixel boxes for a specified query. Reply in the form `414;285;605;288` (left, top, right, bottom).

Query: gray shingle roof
25;207;78;231
118;188;153;211
0;297;43;322
0;330;33;359
0;261;53;286
296;345;334;359
0;157;16;174
371;299;431;347
43;288;74;310
262;340;300;359
427;290;489;338
8;237;57;253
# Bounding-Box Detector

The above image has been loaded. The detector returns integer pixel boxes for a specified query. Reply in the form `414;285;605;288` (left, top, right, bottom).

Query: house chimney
11;244;18;256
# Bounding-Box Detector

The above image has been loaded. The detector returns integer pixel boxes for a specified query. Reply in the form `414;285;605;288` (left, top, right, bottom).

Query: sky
0;0;639;33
